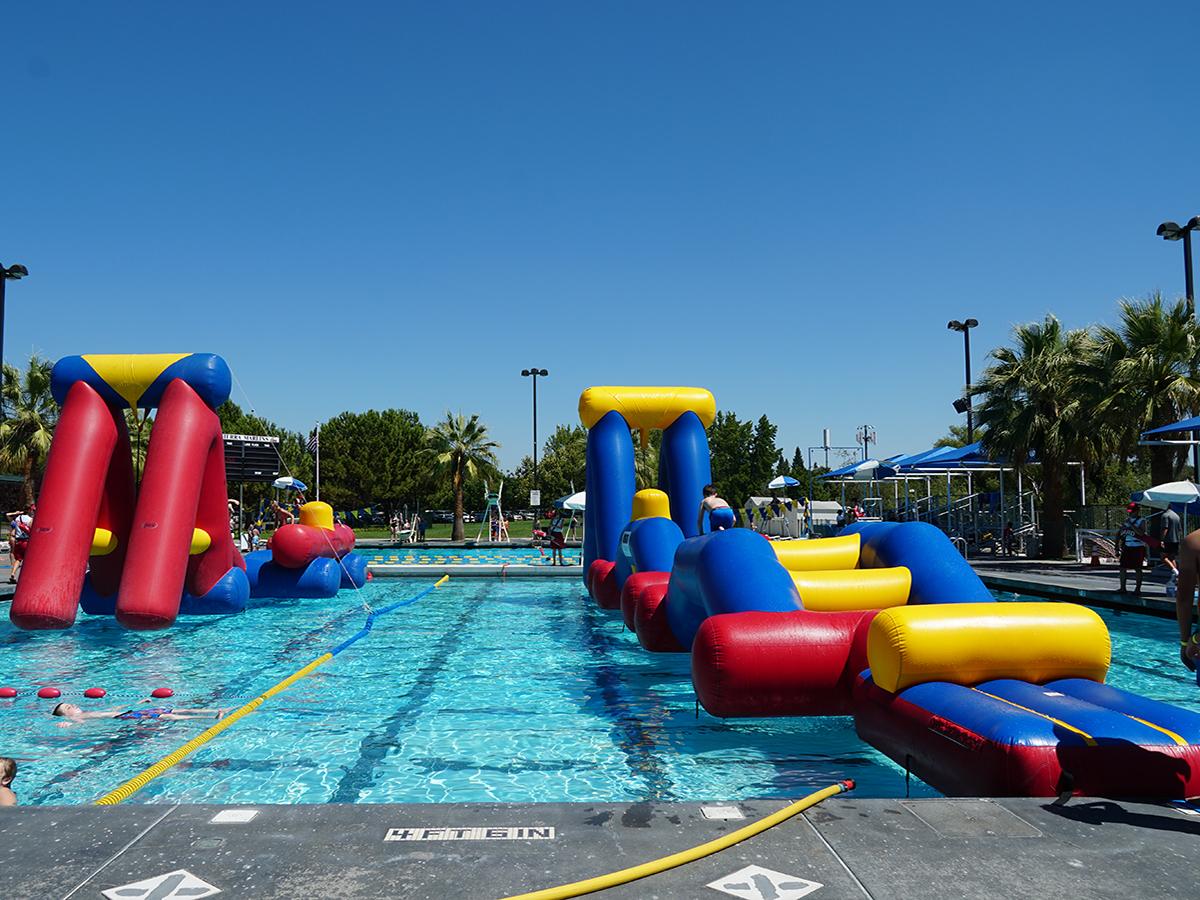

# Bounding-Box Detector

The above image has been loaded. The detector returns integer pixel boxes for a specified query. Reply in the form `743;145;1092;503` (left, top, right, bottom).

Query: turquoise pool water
0;583;1196;806
359;547;580;566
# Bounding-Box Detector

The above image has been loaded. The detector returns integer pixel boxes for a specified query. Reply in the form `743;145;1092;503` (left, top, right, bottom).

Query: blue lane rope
329;574;448;656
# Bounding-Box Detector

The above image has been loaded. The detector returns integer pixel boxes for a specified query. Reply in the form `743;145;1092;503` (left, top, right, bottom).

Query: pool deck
8;795;1197;899
972;558;1177;618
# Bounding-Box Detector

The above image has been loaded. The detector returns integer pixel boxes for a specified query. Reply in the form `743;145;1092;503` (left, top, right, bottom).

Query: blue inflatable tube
661;411;712;538
81;566;249;616
665;529;800;649
614;516;686;590
180;566;250;615
339;552;368;589
843;521;992;604
250;555;341;600
584;410;636;574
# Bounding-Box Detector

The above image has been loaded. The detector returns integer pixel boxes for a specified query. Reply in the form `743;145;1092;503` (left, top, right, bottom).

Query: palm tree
974;316;1111;559
425;413;499;541
0;357;58;506
1092;293;1200;486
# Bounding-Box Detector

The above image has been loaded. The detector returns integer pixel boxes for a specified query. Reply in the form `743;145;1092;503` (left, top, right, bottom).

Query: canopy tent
1142;416;1200;438
819;458;899;481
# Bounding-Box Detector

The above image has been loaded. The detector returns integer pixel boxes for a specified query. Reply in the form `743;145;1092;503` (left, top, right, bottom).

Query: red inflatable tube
633;578;685;652
586;559;611;599
692;610;878;717
268;523;355;569
620;571;670;631
117;379;237;630
852;675;1200;798
590;561;621;609
10;382;134;630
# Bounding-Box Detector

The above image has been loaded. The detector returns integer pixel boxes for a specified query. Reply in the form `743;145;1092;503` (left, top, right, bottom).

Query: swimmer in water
51;699;229;726
698;485;735;533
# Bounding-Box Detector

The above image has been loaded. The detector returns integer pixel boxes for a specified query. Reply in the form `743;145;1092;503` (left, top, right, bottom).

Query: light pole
520;368;548;505
0;263;29;390
1157;217;1199;312
947;318;978;442
1157;217;1200;478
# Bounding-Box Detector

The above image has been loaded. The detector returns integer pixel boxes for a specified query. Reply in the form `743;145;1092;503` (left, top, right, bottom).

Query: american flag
306;427;319;456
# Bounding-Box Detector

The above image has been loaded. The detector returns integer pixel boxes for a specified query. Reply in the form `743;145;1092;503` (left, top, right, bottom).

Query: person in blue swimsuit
698;485;736;533
51;700;229;726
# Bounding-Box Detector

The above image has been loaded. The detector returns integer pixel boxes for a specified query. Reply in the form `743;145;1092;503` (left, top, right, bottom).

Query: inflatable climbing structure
11;354;248;630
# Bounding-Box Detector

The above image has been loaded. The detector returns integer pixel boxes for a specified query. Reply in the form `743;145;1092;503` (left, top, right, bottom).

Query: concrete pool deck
8;795;1198;899
972;558;1176;617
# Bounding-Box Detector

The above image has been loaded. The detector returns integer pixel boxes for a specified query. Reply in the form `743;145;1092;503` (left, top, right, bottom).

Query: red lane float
84;687;107;699
691;610;878;717
151;687;174;699
37;687;61;699
0;687;17;699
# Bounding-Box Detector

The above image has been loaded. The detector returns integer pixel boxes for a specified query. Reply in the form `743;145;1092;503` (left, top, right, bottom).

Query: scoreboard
224;433;281;483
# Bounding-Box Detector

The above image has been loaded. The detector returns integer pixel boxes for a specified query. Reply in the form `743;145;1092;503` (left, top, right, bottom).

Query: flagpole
315;423;321;501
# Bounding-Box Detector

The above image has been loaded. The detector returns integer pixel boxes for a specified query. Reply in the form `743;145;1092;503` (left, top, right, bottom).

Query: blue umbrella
767;475;800;490
272;476;308;492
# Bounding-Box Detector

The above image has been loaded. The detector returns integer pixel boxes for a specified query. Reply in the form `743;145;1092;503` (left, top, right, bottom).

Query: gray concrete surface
972;558;1176;617
2;796;1196;899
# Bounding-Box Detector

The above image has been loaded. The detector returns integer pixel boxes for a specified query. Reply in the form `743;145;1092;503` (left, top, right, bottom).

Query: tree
933;424;975;449
1093;293;1200;486
0;357;57;506
317;409;428;512
425;413;500;540
974;315;1110;558
217;401;312;520
708;411;755;508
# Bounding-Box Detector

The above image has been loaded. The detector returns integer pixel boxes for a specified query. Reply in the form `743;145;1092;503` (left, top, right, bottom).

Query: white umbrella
767;475;800;490
1136;481;1200;508
556;491;586;511
272;476;308;492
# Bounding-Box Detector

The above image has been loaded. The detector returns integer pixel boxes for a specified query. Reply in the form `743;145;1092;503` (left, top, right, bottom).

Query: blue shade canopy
1142;416;1200;437
820;458;898;480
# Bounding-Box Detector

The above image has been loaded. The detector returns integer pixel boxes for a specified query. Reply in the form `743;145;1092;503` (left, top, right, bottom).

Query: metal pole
0;274;6;385
963;328;974;443
1185;229;1195;311
1187;231;1200;482
238;483;244;547
532;372;539;495
315;424;321;501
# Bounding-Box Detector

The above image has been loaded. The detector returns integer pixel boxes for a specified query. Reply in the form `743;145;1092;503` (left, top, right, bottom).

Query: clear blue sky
4;3;1197;469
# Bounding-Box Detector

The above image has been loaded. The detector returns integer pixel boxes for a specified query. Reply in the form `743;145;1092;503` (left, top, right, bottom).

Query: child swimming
51;700;229;726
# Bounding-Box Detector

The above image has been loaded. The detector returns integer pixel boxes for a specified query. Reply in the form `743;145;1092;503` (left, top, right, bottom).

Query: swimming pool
358;547;580;566
1;583;1195;806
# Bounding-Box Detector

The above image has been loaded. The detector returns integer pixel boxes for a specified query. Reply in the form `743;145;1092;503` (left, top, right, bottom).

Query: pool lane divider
499;780;855;900
93;575;450;806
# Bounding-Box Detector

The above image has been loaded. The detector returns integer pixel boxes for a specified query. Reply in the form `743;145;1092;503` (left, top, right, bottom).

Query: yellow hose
499;780;854;900
95;652;335;805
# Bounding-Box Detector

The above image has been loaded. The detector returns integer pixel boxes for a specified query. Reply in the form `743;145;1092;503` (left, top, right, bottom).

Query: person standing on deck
1117;502;1149;594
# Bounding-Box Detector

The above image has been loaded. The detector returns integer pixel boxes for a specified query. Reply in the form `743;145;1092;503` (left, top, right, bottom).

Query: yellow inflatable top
578;386;716;430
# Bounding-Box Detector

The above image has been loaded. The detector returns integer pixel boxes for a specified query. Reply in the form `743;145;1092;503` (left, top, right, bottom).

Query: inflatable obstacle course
581;384;1200;798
